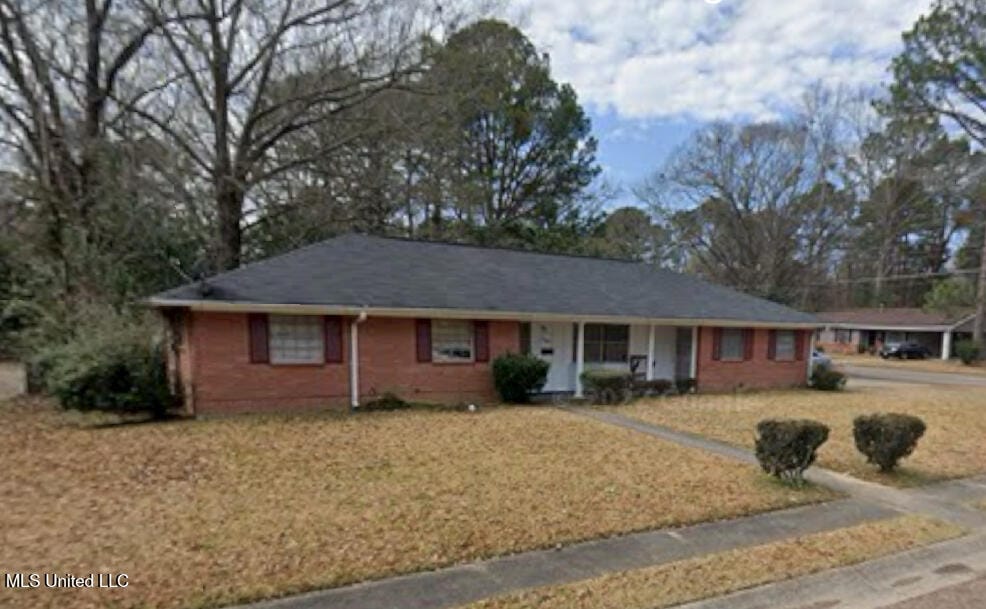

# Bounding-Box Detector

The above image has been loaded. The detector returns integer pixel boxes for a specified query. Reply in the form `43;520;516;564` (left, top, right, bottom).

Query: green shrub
675;377;697;394
755;419;830;484
40;328;175;417
955;339;981;365
362;392;411;411
853;413;926;472
492;352;549;403
810;367;846;391
633;378;673;396
580;369;633;404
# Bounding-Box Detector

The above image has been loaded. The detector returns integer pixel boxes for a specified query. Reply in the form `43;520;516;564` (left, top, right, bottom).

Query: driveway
840;364;986;388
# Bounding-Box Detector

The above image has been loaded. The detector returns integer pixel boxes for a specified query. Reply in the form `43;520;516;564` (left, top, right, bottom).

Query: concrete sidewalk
675;533;986;609
231;499;894;609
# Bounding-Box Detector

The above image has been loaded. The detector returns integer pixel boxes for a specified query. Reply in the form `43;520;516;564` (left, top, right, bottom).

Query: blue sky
501;0;934;207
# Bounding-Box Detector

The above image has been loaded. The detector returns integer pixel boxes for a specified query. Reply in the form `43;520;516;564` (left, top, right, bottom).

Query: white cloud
505;0;931;121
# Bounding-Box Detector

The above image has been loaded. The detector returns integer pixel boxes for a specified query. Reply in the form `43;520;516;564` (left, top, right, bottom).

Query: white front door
530;322;574;392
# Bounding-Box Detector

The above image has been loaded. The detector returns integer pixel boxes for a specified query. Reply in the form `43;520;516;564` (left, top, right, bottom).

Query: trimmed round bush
491;352;549;403
853;413;926;472
810;367;846;391
755;419;830;484
955;339;981;365
580;369;633;404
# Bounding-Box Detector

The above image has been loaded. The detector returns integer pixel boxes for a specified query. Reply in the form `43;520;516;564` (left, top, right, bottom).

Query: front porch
522;321;698;397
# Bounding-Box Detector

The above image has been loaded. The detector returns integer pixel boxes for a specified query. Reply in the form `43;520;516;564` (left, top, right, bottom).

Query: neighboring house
149;235;819;416
815;308;974;359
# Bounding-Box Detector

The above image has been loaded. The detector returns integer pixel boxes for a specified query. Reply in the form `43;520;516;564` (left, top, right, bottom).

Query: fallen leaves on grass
460;515;963;609
614;385;986;487
0;398;833;609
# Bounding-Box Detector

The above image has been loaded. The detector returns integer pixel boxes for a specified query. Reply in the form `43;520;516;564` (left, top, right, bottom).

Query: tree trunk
215;180;243;270
974;217;986;348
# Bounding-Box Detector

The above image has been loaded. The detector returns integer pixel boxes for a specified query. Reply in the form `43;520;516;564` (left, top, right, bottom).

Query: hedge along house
149;234;819;416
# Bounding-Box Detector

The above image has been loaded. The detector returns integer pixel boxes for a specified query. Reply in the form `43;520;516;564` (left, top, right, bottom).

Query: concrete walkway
232;499;894;609
569;407;986;530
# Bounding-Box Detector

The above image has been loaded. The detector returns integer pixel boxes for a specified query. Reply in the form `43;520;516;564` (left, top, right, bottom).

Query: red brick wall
358;317;519;404
695;327;810;392
177;312;520;415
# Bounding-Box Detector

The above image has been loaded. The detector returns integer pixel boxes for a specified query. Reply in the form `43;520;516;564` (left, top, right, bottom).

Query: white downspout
350;309;368;409
689;326;699;380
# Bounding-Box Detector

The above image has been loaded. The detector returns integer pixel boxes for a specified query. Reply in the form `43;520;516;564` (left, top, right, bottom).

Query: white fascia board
147;298;819;329
823;323;952;332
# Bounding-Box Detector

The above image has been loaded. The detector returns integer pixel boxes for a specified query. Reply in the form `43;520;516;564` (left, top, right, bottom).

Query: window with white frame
835;329;853;344
584;324;629;363
719;328;745;361
269;315;324;364
432;319;474;362
774;330;796;360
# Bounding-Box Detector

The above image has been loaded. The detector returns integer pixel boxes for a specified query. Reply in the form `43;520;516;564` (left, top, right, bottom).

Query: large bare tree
0;0;174;285
124;0;441;270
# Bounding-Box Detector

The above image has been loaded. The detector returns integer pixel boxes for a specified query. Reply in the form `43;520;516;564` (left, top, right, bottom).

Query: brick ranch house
815;308;974;359
150;235;819;416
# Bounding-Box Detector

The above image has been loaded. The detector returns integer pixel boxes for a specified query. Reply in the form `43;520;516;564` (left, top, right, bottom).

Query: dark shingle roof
152;234;816;325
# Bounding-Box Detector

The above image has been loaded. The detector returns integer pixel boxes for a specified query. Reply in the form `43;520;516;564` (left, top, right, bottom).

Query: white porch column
689;326;699;379
941;331;953;361
350;311;367;409
646;325;655;381
574;321;586;398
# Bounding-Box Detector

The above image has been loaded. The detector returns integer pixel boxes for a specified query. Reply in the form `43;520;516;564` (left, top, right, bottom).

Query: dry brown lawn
459;515;962;609
0;398;834;609
613;384;986;486
833;353;986;376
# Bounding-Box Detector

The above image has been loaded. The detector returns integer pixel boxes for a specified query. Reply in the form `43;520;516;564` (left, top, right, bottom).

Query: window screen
432;319;474;362
269;315;324;364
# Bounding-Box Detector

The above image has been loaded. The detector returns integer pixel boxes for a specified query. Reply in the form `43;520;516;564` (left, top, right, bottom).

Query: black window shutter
248;313;269;364
324;316;344;363
416;319;432;363
474;321;490;362
795;330;806;361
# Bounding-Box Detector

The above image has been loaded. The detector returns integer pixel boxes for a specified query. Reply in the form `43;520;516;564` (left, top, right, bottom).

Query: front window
269;315;324;364
774;330;796;360
432;319;474;362
584;324;629;363
835;329;853;344
719;328;745;361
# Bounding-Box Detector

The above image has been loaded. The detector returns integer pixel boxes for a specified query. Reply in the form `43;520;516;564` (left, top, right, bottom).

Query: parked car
879;342;931;360
811;350;831;371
